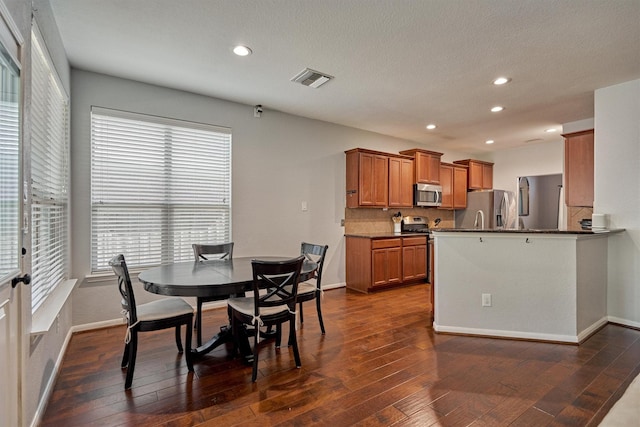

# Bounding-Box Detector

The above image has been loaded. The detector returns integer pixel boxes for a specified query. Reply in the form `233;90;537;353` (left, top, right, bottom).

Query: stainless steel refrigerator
455;190;517;229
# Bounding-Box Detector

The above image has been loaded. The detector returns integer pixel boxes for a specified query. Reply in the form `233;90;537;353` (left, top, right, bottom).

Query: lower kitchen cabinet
402;237;427;281
346;235;428;293
372;241;402;287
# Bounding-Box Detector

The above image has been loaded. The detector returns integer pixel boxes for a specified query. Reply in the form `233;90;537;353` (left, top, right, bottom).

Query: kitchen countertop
344;232;430;238
431;228;624;235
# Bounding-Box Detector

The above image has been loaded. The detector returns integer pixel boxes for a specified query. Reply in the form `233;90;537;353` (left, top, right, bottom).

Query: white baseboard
433;323;580;343
577;317;609;342
433;316;619;344
71;317;126;333
608;316;640;329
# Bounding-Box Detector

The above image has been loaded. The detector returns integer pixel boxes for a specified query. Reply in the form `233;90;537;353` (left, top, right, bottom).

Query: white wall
69;69;475;325
488;140;564;195
595;79;640;327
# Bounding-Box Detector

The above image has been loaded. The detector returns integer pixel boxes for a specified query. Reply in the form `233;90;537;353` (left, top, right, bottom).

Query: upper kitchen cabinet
345;148;414;208
563;129;594;207
440;162;468;209
399;149;443;184
388;156;414;208
453;159;493;190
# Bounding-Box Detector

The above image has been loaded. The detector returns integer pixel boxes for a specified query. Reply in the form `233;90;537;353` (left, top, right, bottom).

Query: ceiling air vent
291;68;333;88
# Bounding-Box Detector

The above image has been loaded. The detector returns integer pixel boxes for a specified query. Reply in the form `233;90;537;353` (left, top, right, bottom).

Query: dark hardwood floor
42;284;640;426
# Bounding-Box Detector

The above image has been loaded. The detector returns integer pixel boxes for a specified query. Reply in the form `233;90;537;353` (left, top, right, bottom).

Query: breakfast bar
431;228;624;343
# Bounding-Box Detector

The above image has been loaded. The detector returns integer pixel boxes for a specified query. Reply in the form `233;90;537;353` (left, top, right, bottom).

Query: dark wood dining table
138;256;317;360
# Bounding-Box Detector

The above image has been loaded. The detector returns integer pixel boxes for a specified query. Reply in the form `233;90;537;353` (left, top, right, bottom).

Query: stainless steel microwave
414;183;442;207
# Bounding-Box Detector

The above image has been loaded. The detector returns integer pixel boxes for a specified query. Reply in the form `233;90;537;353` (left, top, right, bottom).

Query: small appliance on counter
401;216;430;234
579;218;592;230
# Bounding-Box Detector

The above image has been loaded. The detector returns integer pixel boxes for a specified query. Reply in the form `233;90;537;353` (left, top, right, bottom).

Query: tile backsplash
344;207;454;234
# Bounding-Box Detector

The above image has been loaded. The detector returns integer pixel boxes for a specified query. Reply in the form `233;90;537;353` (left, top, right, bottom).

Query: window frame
29;23;70;313
90;107;233;273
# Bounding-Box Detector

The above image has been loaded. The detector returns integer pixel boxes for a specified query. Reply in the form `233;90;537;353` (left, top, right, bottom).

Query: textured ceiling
49;0;640;153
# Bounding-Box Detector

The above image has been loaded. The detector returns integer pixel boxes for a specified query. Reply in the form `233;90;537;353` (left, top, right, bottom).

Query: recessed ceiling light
493;77;511;85
491;106;504;113
232;45;252;56
426;124;436;130
545;128;557;133
485;139;495;144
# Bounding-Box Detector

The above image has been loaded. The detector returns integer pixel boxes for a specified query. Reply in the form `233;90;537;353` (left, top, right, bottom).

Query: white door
0;282;20;427
0;5;24;426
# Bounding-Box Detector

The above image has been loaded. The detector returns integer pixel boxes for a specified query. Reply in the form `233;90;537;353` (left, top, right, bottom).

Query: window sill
31;278;77;336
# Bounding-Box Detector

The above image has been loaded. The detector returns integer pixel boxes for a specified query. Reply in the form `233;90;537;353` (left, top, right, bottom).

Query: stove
401;216;432;283
401;216;430;234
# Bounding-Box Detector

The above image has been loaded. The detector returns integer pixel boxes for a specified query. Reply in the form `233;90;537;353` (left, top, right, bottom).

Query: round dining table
138;256;317;359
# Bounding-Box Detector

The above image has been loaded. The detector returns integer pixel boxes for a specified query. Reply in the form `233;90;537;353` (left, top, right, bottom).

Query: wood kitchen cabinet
439;162;468;209
346;148;413;208
372;239;402;287
564;129;594;207
402;237;427;281
388;156;414;208
345;148;388;208
399;148;443;184
454;159;493;190
346;235;428;293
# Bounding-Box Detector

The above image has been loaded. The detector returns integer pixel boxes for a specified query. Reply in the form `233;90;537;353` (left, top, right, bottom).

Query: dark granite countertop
431;228;624;235
344;232;429;239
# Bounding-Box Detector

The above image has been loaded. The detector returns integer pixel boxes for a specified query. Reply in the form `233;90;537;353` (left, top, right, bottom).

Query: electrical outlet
482;293;492;307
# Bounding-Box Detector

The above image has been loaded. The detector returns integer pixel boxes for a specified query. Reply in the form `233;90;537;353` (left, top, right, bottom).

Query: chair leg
251;323;260;382
121;342;130;368
196;298;203;347
175;325;184;353
185;319;194;372
124;332;138;390
299;301;304;324
289;317;301;368
275;324;282;348
316;292;326;334
230;315;239;357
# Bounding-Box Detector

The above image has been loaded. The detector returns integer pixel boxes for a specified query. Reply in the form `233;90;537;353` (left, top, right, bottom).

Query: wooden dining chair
192;242;234;346
109;254;194;390
295;242;329;334
227;256;304;382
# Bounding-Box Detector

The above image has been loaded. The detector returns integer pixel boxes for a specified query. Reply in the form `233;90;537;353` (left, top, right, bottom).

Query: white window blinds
90;107;232;273
30;26;70;312
0;41;20;282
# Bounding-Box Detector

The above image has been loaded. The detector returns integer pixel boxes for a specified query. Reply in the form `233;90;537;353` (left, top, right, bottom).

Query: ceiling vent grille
291;68;333;88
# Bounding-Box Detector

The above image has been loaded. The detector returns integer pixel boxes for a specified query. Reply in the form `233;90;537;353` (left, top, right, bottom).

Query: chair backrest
109;254;138;325
251;256;305;315
192;242;234;261
300;242;329;289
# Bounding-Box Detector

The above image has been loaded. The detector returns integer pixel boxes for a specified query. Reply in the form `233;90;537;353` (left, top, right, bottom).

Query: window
30;26;70;312
90;108;232;273
0;37;20;282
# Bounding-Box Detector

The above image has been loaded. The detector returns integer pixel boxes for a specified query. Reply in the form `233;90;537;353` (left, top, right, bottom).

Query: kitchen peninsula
432;228;623;344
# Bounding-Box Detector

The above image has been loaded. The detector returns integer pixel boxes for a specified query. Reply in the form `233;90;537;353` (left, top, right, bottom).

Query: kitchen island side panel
345;236;372;293
576;237;608;336
434;233;580;341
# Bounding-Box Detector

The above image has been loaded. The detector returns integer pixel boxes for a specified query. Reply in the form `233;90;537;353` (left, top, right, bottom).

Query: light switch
301;201;308;211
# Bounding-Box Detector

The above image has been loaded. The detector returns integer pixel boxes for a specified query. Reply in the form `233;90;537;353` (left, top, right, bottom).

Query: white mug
592;213;608;229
